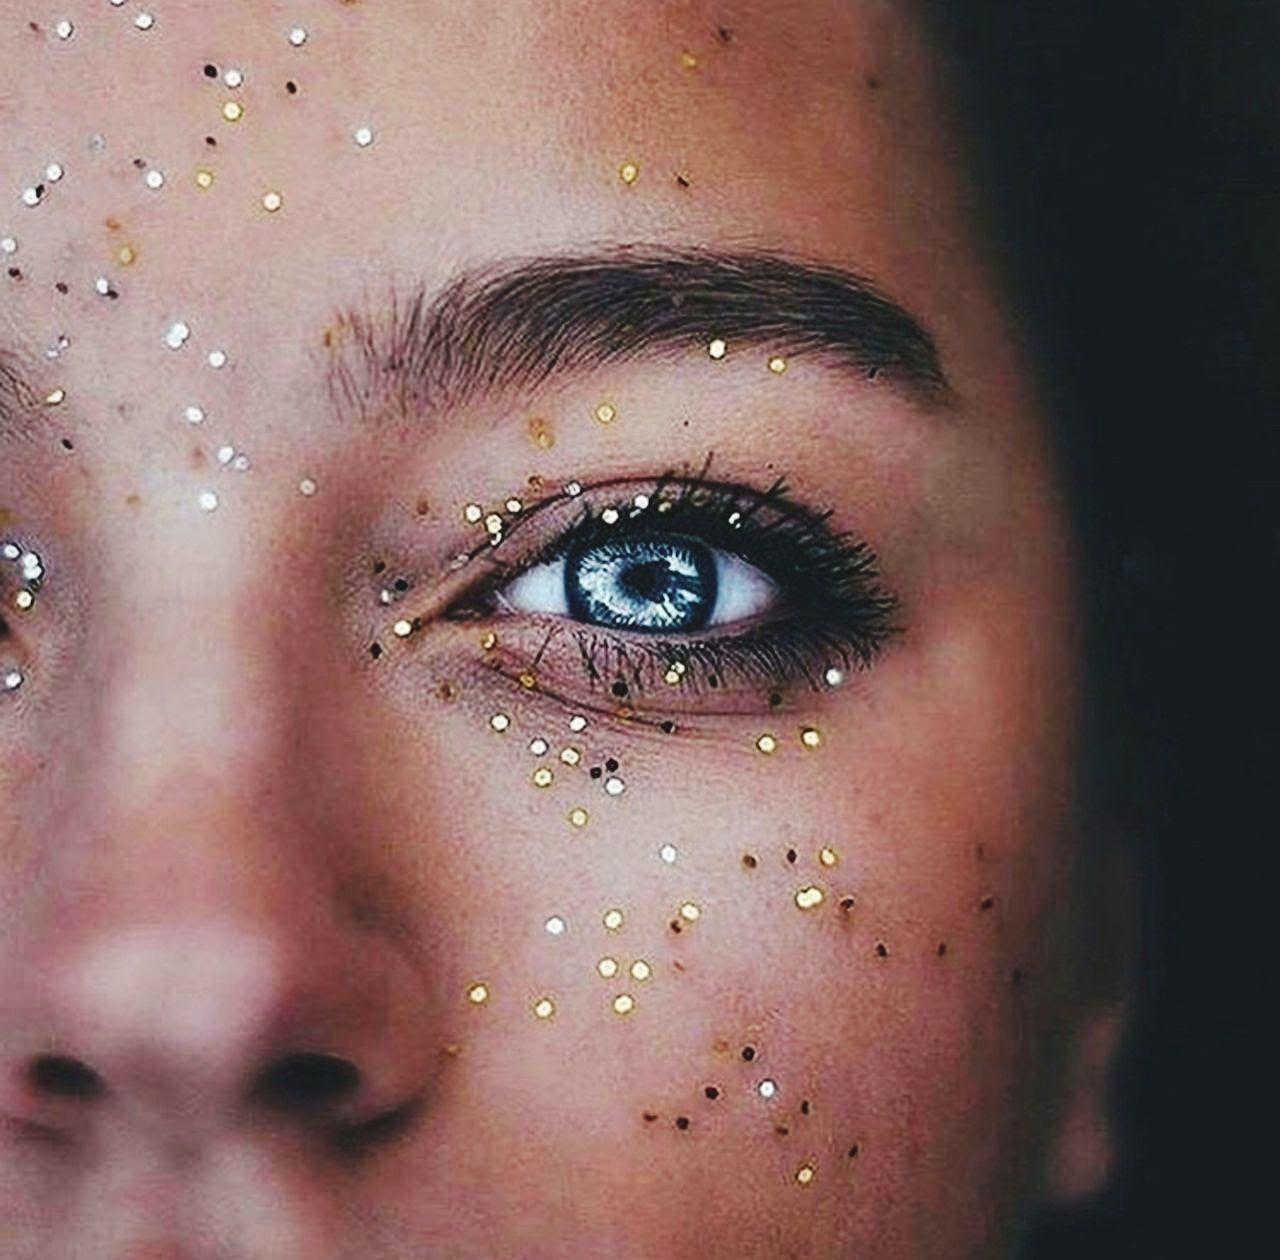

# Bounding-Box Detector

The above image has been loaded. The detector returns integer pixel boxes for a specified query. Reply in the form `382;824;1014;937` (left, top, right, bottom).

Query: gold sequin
559;747;582;766
618;161;639;185
612;993;636;1015
597;956;619;979
533;996;556;1020
678;901;701;922
818;846;839;867
479;631;498;651
708;338;728;359
221;100;244;122
768;355;788;374
194;168;215;189
795;885;825;910
13;590;34;611
800;727;823;749
594;402;617;425
532;767;554;788
602;908;624;931
568;806;590;828
680;50;699;69
466;982;490;1005
795;1163;816;1186
756;733;778;755
629;959;652;982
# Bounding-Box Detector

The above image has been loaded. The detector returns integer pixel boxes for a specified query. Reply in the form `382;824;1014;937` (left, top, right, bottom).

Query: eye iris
565;537;717;632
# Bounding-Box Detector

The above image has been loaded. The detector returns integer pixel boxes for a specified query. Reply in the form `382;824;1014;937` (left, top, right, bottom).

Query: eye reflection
497;535;778;634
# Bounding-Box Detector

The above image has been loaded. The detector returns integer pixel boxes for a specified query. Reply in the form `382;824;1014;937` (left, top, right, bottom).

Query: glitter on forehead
618;161;639;185
466;982;490;1005
43;388;65;407
755;733;778;755
597;956;619;978
54;19;74;40
223;68;244;88
392;618;414;638
544;916;566;936
612;994;636;1015
45;163;64;183
206;349;228;368
133;12;155;31
794;885;825;910
708;338;728;359
197;490;219;513
532;996;556;1020
194;169;215;190
0;238;17;255
800;726;823;748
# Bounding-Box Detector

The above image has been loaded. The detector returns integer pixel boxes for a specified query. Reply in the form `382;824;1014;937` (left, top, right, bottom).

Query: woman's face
0;3;1113;1256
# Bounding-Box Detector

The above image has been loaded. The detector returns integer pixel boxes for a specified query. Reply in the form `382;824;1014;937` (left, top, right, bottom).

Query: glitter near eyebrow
14;590;34;611
221;101;244;123
568;714;588;733
0;238;17;255
794;885;825;910
43;388;66;407
164;320;191;349
559;747;582;766
618;161;639;185
679;50;699;69
144;169;165;190
678;900;701;922
466;982;490;1005
768;355;788;373
823;666;844;687
2;668;23;692
183;405;205;424
532;996;556;1020
223;68;244;88
206;349;228;368
391;617;414;638
54;19;74;39
194;168;215;190
708;338;727;359
612;994;636;1016
602;907;624;931
133;12;155;31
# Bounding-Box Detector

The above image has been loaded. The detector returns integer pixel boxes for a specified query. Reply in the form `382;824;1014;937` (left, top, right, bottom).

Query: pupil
620;560;672;602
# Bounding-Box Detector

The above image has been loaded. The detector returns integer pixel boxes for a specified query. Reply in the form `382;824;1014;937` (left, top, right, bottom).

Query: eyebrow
324;246;950;422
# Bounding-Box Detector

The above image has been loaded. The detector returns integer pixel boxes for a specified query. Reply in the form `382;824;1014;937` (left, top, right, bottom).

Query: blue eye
498;533;778;634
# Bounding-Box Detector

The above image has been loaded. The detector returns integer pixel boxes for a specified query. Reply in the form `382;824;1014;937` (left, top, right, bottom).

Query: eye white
497;545;778;627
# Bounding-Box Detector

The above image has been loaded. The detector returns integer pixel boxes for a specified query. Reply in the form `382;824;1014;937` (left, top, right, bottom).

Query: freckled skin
0;2;1111;1258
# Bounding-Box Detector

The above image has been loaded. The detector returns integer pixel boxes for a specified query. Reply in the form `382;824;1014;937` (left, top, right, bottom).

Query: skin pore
0;2;1119;1257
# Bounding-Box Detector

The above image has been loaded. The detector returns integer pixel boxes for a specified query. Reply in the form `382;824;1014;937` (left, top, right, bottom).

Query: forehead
0;0;986;474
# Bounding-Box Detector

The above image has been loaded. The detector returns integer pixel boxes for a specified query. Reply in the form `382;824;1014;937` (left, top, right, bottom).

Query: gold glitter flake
618;161;640;185
528;415;554;448
708;338;728;360
768;355;788;374
489;712;511;732
597;956;619;979
194;168;215;189
795;1163;816;1186
533;996;556;1020
755;733;778;755
612;994;636;1016
602;907;624;932
800;726;823;749
678;901;701;922
463;503;483;523
794;885;826;911
261;190;283;213
532;767;555;788
594;402;617;425
818;846;839;868
567;806;590;828
13;590;34;612
679;50;699;69
117;244;136;265
559;747;582;767
479;630;498;651
43;388;66;407
222;101;244;123
629;959;652;981
466;982;490;1005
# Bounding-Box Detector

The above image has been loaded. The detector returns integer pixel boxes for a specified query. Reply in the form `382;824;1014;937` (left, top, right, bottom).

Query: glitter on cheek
567;806;589;828
612;994;636;1016
532;996;556;1020
794;885;825;910
298;478;318;497
818;846;839;868
602;908;624;932
466;982;490;1005
757;1078;778;1099
261;191;284;213
206;349;228;369
558;747;581;767
597;957;619;979
531;767;554;788
488;712;510;733
197;491;219;513
353;126;375;148
593;402;617;425
800;726;823;749
618;161;639;185
755;733;778;755
544;916;566;936
658;843;678;864
795;1163;816;1187
182;405;205;424
603;775;625;796
164;321;191;350
288;26;309;46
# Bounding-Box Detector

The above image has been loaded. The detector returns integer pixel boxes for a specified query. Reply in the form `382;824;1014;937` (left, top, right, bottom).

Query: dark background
930;3;1275;1256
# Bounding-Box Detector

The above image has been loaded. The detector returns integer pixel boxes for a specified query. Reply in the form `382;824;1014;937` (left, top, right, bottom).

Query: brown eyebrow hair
323;245;950;422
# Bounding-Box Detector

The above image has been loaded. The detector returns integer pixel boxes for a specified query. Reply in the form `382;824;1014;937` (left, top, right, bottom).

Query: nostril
27;1054;106;1100
250;1052;360;1112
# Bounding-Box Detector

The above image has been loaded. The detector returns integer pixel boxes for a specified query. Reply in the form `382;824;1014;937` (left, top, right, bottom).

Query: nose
0;531;435;1158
